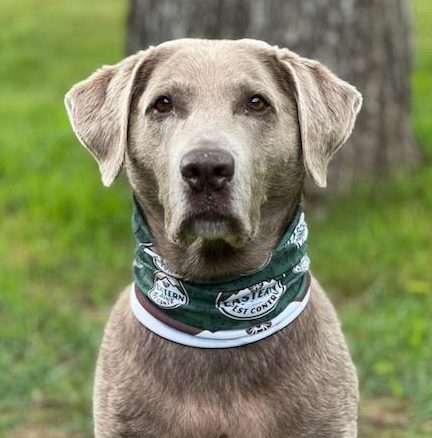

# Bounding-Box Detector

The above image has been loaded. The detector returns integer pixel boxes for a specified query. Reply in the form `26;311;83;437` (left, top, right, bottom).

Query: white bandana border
130;284;311;349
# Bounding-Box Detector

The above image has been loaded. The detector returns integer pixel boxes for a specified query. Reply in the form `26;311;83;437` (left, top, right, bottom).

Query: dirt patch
358;396;432;438
9;426;86;438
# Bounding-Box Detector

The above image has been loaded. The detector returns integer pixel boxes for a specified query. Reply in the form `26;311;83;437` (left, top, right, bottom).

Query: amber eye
247;95;269;113
153;96;173;113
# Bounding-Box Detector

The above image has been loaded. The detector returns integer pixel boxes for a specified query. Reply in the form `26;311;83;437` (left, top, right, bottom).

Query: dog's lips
185;210;233;234
176;209;245;246
175;183;250;247
193;210;225;222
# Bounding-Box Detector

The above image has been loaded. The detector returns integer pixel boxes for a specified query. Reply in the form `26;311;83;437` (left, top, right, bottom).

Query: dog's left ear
64;49;154;186
277;48;362;187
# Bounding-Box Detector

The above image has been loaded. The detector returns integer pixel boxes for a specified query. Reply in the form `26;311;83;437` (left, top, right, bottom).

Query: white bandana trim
130;284;311;349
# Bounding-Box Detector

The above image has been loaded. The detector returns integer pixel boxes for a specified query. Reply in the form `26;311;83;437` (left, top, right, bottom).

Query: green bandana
130;197;311;348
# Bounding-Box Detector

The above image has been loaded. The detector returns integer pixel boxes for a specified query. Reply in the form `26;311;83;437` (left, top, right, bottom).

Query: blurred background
0;0;431;436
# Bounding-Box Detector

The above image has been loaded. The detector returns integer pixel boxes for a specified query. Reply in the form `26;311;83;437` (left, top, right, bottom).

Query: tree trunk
126;0;420;196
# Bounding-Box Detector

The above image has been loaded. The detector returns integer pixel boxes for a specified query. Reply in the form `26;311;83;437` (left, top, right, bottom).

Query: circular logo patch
216;279;286;320
148;271;189;309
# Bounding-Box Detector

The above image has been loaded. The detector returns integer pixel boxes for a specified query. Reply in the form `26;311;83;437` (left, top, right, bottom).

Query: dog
65;39;362;437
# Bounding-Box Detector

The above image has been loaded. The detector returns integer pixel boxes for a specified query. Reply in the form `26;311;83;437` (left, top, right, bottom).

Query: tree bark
126;0;420;196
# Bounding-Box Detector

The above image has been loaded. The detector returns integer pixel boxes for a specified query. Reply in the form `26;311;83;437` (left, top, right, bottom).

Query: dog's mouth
176;209;246;247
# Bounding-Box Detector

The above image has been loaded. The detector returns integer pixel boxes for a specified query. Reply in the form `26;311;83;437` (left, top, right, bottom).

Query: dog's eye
153;96;173;113
247;95;269;113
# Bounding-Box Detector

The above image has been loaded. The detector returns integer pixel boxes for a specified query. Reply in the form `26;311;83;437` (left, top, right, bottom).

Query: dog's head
65;39;361;248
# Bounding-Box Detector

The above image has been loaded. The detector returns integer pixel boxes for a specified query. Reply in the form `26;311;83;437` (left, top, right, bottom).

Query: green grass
0;0;431;436
0;0;130;435
309;169;432;435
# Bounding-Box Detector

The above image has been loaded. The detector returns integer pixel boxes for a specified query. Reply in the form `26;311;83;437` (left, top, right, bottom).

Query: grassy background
0;0;431;436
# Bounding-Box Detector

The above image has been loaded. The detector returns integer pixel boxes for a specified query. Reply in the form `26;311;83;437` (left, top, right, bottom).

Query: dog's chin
174;212;249;248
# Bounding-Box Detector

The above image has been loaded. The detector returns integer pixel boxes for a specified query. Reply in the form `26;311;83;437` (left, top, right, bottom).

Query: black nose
180;148;235;192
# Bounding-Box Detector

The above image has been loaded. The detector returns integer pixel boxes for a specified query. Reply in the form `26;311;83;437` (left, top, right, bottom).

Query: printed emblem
140;244;179;277
148;271;189;309
292;255;310;273
287;212;308;248
216;279;286;320
246;322;272;335
138;242;153;248
152;254;179;277
133;258;144;268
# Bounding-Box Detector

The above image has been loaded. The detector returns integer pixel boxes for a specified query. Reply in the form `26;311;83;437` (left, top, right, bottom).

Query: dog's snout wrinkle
180;148;234;192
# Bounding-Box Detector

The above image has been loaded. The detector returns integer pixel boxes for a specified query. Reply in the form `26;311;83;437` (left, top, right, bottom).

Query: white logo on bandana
148;271;189;309
152;254;179;278
246;322;272;335
140;244;180;278
292;255;310;273
216;279;286;320
287;212;308;248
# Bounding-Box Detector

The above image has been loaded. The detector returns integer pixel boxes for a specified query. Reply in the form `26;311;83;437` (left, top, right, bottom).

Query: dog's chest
95;287;358;437
124;387;278;438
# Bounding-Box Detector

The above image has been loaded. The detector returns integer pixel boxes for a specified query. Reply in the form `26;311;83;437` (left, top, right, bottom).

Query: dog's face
65;39;361;249
127;40;303;248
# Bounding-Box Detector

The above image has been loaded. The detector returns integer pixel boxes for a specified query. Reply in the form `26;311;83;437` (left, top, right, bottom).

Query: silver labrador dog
65;39;362;437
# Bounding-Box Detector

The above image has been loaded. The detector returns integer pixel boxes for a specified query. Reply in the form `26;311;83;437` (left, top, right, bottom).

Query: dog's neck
131;201;310;348
135;193;302;281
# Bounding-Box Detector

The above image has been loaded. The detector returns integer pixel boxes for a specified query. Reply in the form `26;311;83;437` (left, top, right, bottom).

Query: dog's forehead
149;40;275;91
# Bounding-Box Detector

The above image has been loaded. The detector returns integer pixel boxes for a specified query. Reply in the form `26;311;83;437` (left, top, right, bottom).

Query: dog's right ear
276;48;362;188
64;49;154;186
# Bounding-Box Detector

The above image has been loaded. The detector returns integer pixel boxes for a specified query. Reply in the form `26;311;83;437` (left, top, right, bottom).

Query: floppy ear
65;50;153;186
277;49;362;187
